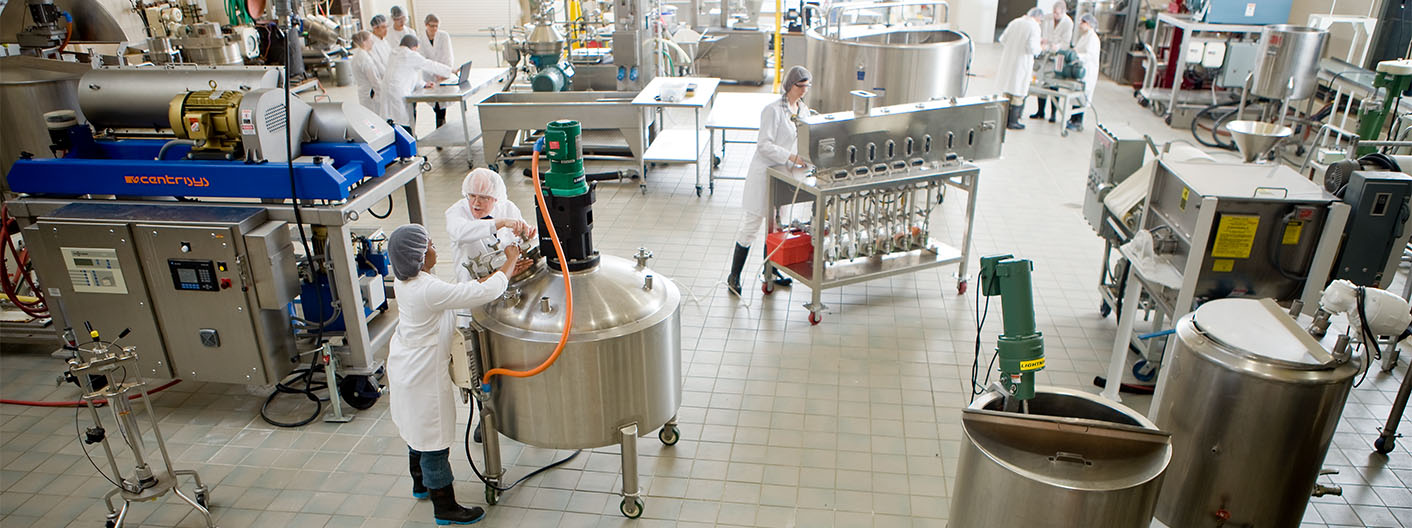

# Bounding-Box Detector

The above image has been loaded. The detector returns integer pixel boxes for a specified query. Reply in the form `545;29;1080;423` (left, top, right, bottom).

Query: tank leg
619;423;642;518
481;408;505;503
1376;360;1412;454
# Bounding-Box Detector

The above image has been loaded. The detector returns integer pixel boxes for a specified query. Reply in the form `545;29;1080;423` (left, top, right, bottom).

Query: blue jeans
410;446;453;490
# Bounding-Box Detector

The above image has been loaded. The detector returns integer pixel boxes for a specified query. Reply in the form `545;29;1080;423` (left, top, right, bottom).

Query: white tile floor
2;37;1411;528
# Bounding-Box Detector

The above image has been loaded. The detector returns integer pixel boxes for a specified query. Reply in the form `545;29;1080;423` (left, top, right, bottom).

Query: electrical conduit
479;141;573;389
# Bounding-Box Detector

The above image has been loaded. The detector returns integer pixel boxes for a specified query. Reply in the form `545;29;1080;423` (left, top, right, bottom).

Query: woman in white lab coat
445;168;535;284
1067;14;1102;132
369;14;392;65
379;35;454;133
385;224;519;525
997;8;1044;130
350;31;383;112
387;5;417;46
419;14;455;128
725;65;812;296
1031;0;1073;121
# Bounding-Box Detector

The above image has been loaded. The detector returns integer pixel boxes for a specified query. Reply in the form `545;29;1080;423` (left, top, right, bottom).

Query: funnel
1225;120;1293;163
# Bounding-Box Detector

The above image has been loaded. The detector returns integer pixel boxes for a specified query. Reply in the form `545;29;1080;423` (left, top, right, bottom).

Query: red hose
0;379;182;408
0;204;47;318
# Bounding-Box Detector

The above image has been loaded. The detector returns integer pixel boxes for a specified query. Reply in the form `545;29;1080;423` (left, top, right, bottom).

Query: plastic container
766;230;812;266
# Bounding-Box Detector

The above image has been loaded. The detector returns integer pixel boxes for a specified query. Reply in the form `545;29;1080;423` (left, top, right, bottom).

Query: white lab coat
420;31;454;75
1074;28;1101;102
997;16;1043;97
379;46;454;126
388;26;417;48
351;49;384;111
372;36;392;65
445;199;529;283
1041;14;1073;52
743;98;806;217
388;270;508;451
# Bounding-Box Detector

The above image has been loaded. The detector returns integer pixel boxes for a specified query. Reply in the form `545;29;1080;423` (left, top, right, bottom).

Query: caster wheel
339;375;382;410
1164;115;1172;126
1099;302;1111;318
696;186;702;197
808;312;822;325
620;497;644;519
762;281;774;295
195;490;209;509
659;425;680;446
1137;97;1148;108
712;155;721;168
106;521;116;528
956;280;968;295
421;161;433;172
1375;436;1396;455
1061;129;1069;137
1132;360;1157;383
484;485;499;505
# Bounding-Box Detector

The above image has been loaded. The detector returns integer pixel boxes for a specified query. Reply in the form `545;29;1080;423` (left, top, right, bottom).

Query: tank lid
1192;298;1335;369
472;254;679;339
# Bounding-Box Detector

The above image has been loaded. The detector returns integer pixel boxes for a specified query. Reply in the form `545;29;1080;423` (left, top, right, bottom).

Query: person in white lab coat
1031;1;1073;121
419;14;455;129
379;35;454;133
725;65;812;296
350;31;384;112
445;168;535;284
997;8;1044;130
369;14;392;65
388;6;417;47
385;223;518;525
1067;14;1101;132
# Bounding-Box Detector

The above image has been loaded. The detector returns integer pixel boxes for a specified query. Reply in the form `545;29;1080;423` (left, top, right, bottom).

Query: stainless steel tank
77;65;282;130
0;56;89;187
804;25;971;113
1251;25;1329;100
1153;298;1358;528
470;254;682;449
1077;1;1121;34
950;387;1170;527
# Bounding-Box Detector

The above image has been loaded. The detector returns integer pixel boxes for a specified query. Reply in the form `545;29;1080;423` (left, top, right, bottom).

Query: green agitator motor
979;254;1045;402
535;120;598;271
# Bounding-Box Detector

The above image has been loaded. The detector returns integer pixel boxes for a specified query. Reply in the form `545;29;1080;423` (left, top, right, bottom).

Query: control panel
168;259;219;291
61;247;128;294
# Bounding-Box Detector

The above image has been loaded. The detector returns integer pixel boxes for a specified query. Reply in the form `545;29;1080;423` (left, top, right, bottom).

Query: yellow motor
168;82;244;159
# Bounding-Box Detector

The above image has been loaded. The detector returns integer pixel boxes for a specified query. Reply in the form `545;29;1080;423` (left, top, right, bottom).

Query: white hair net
461;168;507;201
1027;7;1045;17
1079;13;1098;27
782;66;811;97
388;224;430;280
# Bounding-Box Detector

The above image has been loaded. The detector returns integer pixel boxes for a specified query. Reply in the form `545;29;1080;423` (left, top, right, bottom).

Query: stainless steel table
632;76;720;195
404;67;512;168
704;91;781;195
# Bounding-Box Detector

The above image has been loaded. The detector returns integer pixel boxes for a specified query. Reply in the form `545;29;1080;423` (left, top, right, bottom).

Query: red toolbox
765;230;812;267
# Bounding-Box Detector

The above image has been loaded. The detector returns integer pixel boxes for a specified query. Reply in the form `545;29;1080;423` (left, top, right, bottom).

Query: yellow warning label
1020;358;1046;371
1282;221;1304;245
1211;215;1260;259
1212;259;1235;272
1180;188;1190;210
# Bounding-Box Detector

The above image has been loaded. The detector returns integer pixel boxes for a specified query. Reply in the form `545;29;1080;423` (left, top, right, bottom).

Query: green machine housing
536;120;599;271
979;254;1045;401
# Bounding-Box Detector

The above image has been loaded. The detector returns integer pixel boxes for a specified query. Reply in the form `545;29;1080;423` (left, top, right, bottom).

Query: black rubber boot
1006;105;1026;130
430;486;485;525
409;451;428;499
763;247;792;286
1029;97;1047;119
727;243;749;295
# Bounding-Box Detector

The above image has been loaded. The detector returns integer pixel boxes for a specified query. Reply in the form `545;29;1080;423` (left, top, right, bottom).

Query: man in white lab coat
369;14;392;65
1067;14;1101;132
997;8;1044;130
350;31;384;112
1031;1;1073;121
380;35;454;134
419;14;455;129
388;6;417;47
385;223;518;525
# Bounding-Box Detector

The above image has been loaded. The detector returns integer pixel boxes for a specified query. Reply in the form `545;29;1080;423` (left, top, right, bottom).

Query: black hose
462;402;580;492
1190;102;1239;150
368;196;394;219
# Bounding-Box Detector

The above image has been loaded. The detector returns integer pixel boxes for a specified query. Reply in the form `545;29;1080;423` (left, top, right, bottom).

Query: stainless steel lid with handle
1191;298;1334;369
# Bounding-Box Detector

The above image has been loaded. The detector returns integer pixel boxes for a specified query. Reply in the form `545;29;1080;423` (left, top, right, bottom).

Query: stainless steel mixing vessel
1250;25;1329;101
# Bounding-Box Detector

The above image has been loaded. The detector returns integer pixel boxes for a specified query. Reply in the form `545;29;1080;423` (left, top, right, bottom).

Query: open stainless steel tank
0;56;89;189
804;25;971;113
1251;25;1329;100
470;254;681;449
1154;298;1358;528
950;387;1170;527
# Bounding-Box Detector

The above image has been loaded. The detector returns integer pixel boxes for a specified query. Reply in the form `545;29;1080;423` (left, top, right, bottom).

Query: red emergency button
1295;207;1316;220
220;278;232;289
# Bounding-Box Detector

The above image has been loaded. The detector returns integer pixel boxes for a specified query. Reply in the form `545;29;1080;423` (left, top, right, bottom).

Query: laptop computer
440;61;473;86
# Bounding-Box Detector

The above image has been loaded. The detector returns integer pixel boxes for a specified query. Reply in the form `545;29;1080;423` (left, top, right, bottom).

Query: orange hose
480;148;574;385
